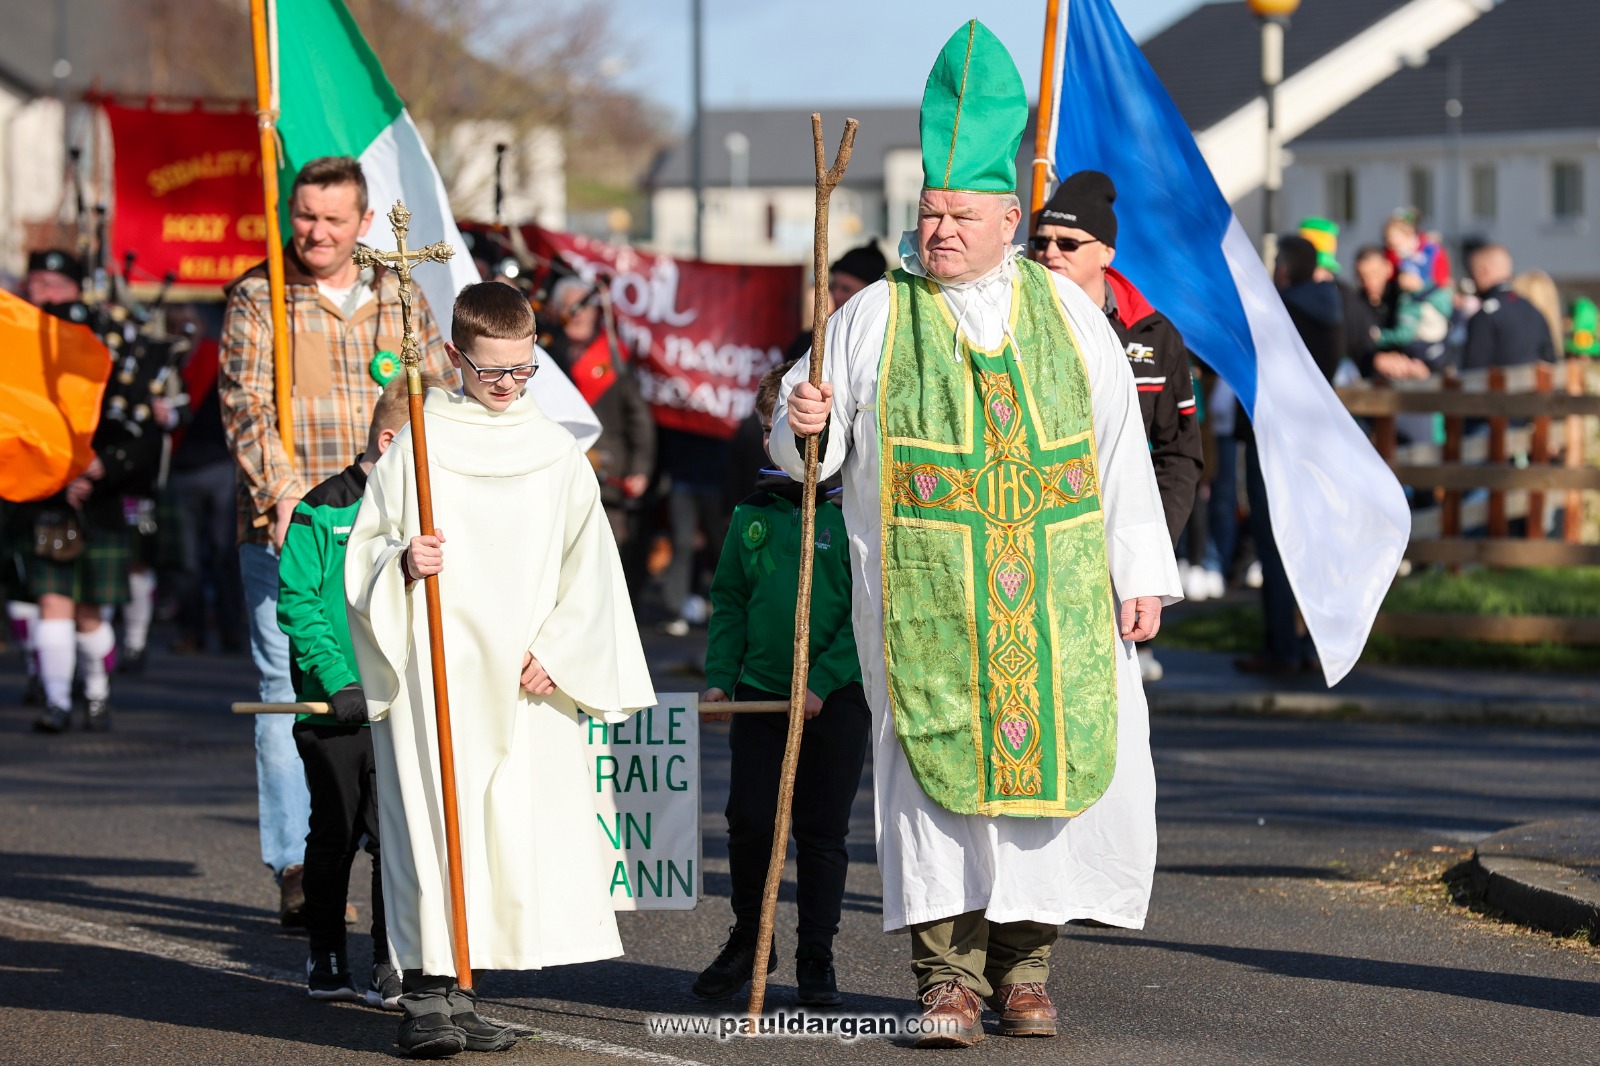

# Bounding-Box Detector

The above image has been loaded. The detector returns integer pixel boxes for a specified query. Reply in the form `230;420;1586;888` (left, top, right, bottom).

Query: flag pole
250;0;295;464
1031;0;1064;215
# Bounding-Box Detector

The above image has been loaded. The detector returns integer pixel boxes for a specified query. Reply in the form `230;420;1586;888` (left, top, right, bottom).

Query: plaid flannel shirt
219;246;456;545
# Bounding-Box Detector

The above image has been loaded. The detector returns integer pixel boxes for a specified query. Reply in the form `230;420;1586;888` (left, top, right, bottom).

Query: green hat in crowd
920;20;1028;194
1570;297;1600;357
1299;217;1341;274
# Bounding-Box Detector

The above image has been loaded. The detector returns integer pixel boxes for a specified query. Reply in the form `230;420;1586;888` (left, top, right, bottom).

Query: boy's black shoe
397;1012;466;1059
796;955;841;1007
691;925;777;1000
33;704;71;733
22;676;45;707
117;648;146;675
367;961;403;1010
445;986;517;1052
83;697;112;732
307;951;363;1002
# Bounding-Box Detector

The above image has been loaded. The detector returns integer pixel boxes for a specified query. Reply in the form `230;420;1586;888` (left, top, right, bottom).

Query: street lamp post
690;0;704;260
1443;55;1463;263
1249;0;1300;269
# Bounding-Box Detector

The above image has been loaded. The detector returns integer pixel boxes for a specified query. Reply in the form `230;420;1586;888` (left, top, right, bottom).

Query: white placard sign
583;693;701;911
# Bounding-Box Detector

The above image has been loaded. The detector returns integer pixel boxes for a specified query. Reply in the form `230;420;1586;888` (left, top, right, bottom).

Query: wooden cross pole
747;114;858;1019
351;204;476;989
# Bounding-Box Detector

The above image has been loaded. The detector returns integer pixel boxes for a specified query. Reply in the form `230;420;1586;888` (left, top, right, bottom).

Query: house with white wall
646;0;1600;298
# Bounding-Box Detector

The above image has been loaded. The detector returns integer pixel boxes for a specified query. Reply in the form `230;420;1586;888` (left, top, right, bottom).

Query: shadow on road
1;851;265;931
1157;863;1348;880
484;956;919;1025
0;932;398;1055
1076;933;1600;1018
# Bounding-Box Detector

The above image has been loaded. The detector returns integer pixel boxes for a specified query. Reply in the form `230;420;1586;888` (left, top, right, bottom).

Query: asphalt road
1;632;1597;1066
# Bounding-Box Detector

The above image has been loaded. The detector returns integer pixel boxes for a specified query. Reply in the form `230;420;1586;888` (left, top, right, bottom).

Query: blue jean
1204;434;1239;577
1244;440;1309;667
240;542;310;876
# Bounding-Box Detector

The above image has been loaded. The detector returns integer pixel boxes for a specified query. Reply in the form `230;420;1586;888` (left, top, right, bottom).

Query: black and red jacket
1104;268;1204;544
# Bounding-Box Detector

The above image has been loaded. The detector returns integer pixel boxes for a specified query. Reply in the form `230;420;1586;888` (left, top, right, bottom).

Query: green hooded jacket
704;473;860;700
277;462;366;721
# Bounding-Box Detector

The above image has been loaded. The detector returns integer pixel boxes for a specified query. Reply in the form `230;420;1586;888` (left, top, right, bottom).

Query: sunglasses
457;348;540;385
1029;235;1101;254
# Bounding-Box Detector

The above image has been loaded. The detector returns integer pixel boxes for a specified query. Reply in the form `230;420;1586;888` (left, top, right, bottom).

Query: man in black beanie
828;242;887;316
1031;171;1203;681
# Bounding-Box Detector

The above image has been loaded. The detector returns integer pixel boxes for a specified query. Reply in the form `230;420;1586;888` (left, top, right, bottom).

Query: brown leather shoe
278;864;306;928
990;982;1057;1037
914;979;984;1048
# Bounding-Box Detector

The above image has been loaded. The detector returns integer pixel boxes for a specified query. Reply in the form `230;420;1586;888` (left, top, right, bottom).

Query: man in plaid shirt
220;156;455;924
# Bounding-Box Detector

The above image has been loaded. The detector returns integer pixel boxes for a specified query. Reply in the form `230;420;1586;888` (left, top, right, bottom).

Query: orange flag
0;289;111;502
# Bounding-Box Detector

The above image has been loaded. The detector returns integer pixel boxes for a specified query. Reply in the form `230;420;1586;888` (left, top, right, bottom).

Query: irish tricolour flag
266;0;598;445
1046;0;1410;684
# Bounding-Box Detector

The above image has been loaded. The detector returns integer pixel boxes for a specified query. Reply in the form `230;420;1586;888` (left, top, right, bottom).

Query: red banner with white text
523;226;802;440
105;103;265;289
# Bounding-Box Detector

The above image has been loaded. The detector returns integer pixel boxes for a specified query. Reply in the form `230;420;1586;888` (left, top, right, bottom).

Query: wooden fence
1336;360;1600;645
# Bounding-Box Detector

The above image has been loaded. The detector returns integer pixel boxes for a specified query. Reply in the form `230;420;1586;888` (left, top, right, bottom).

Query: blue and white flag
1047;0;1409;684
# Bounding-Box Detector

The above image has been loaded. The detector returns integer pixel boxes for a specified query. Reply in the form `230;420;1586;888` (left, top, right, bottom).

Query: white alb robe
771;244;1182;932
346;387;656;974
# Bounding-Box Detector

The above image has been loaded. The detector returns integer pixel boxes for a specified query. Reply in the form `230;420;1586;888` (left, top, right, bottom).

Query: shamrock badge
742;516;769;551
370;349;400;386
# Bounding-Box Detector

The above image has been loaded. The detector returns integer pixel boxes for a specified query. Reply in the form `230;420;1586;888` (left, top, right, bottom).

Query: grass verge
1165;567;1600;670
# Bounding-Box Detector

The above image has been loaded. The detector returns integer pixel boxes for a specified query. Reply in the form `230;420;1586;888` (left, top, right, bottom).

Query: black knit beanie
1036;170;1118;248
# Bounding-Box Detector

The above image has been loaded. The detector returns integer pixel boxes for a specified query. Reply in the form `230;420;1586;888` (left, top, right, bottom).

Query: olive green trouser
909;910;1058;999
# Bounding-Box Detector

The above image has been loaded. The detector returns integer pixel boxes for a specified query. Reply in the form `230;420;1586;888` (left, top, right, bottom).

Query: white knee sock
76;623;115;701
36;618;76;708
8;600;40;677
124;569;157;654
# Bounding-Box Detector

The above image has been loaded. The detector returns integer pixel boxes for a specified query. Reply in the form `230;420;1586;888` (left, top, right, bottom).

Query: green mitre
920;19;1028;194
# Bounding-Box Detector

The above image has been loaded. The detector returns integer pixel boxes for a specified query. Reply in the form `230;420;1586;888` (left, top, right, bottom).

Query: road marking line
0;900;709;1066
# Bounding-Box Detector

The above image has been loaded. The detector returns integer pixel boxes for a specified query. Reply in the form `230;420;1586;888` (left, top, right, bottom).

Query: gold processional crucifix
351;202;477;989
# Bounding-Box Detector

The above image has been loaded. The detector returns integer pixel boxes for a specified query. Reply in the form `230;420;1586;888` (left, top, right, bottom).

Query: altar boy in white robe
346;281;656;1058
772;21;1181;1048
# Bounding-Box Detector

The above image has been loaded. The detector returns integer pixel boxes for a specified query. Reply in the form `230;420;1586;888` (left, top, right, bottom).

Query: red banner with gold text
106;103;264;288
523;226;802;440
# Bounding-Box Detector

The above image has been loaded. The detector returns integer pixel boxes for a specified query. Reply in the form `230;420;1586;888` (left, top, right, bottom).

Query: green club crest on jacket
920;20;1028;194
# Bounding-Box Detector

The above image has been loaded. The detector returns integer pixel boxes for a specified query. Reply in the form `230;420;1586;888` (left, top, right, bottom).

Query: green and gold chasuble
877;257;1119;818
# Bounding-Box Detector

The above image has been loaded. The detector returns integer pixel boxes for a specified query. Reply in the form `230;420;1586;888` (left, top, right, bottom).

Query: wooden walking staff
350;203;477;990
747;114;857;1019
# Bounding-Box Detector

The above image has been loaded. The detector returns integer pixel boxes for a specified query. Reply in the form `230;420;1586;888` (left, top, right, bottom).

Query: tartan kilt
28;526;134;606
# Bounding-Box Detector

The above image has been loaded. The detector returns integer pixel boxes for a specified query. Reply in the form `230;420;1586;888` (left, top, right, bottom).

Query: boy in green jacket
693;359;869;1008
277;372;448;1008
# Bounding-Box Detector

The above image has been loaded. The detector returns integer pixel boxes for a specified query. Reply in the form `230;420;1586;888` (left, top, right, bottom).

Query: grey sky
607;0;1205;122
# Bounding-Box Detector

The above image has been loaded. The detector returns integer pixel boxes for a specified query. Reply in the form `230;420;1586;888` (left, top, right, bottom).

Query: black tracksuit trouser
293;720;386;959
725;681;870;959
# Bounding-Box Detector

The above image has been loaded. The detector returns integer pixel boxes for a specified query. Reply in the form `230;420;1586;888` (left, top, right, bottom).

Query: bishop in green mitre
771;21;1181;1045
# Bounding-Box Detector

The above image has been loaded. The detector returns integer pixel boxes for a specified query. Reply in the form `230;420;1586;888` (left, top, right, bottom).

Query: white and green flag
267;0;599;446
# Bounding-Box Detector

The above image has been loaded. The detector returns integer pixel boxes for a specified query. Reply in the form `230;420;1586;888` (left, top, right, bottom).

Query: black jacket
1104;270;1204;545
1279;280;1346;383
1462;284;1556;370
546;330;657;507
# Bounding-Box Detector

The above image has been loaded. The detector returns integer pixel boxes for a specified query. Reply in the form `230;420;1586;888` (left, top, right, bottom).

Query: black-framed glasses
458;348;540;384
1029;235;1101;254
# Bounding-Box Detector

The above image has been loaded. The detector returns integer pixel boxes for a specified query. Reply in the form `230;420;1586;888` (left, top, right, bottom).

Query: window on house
1553;161;1585;221
1470;164;1497;220
1324;169;1356;224
765;201;777;243
1408;167;1434;226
